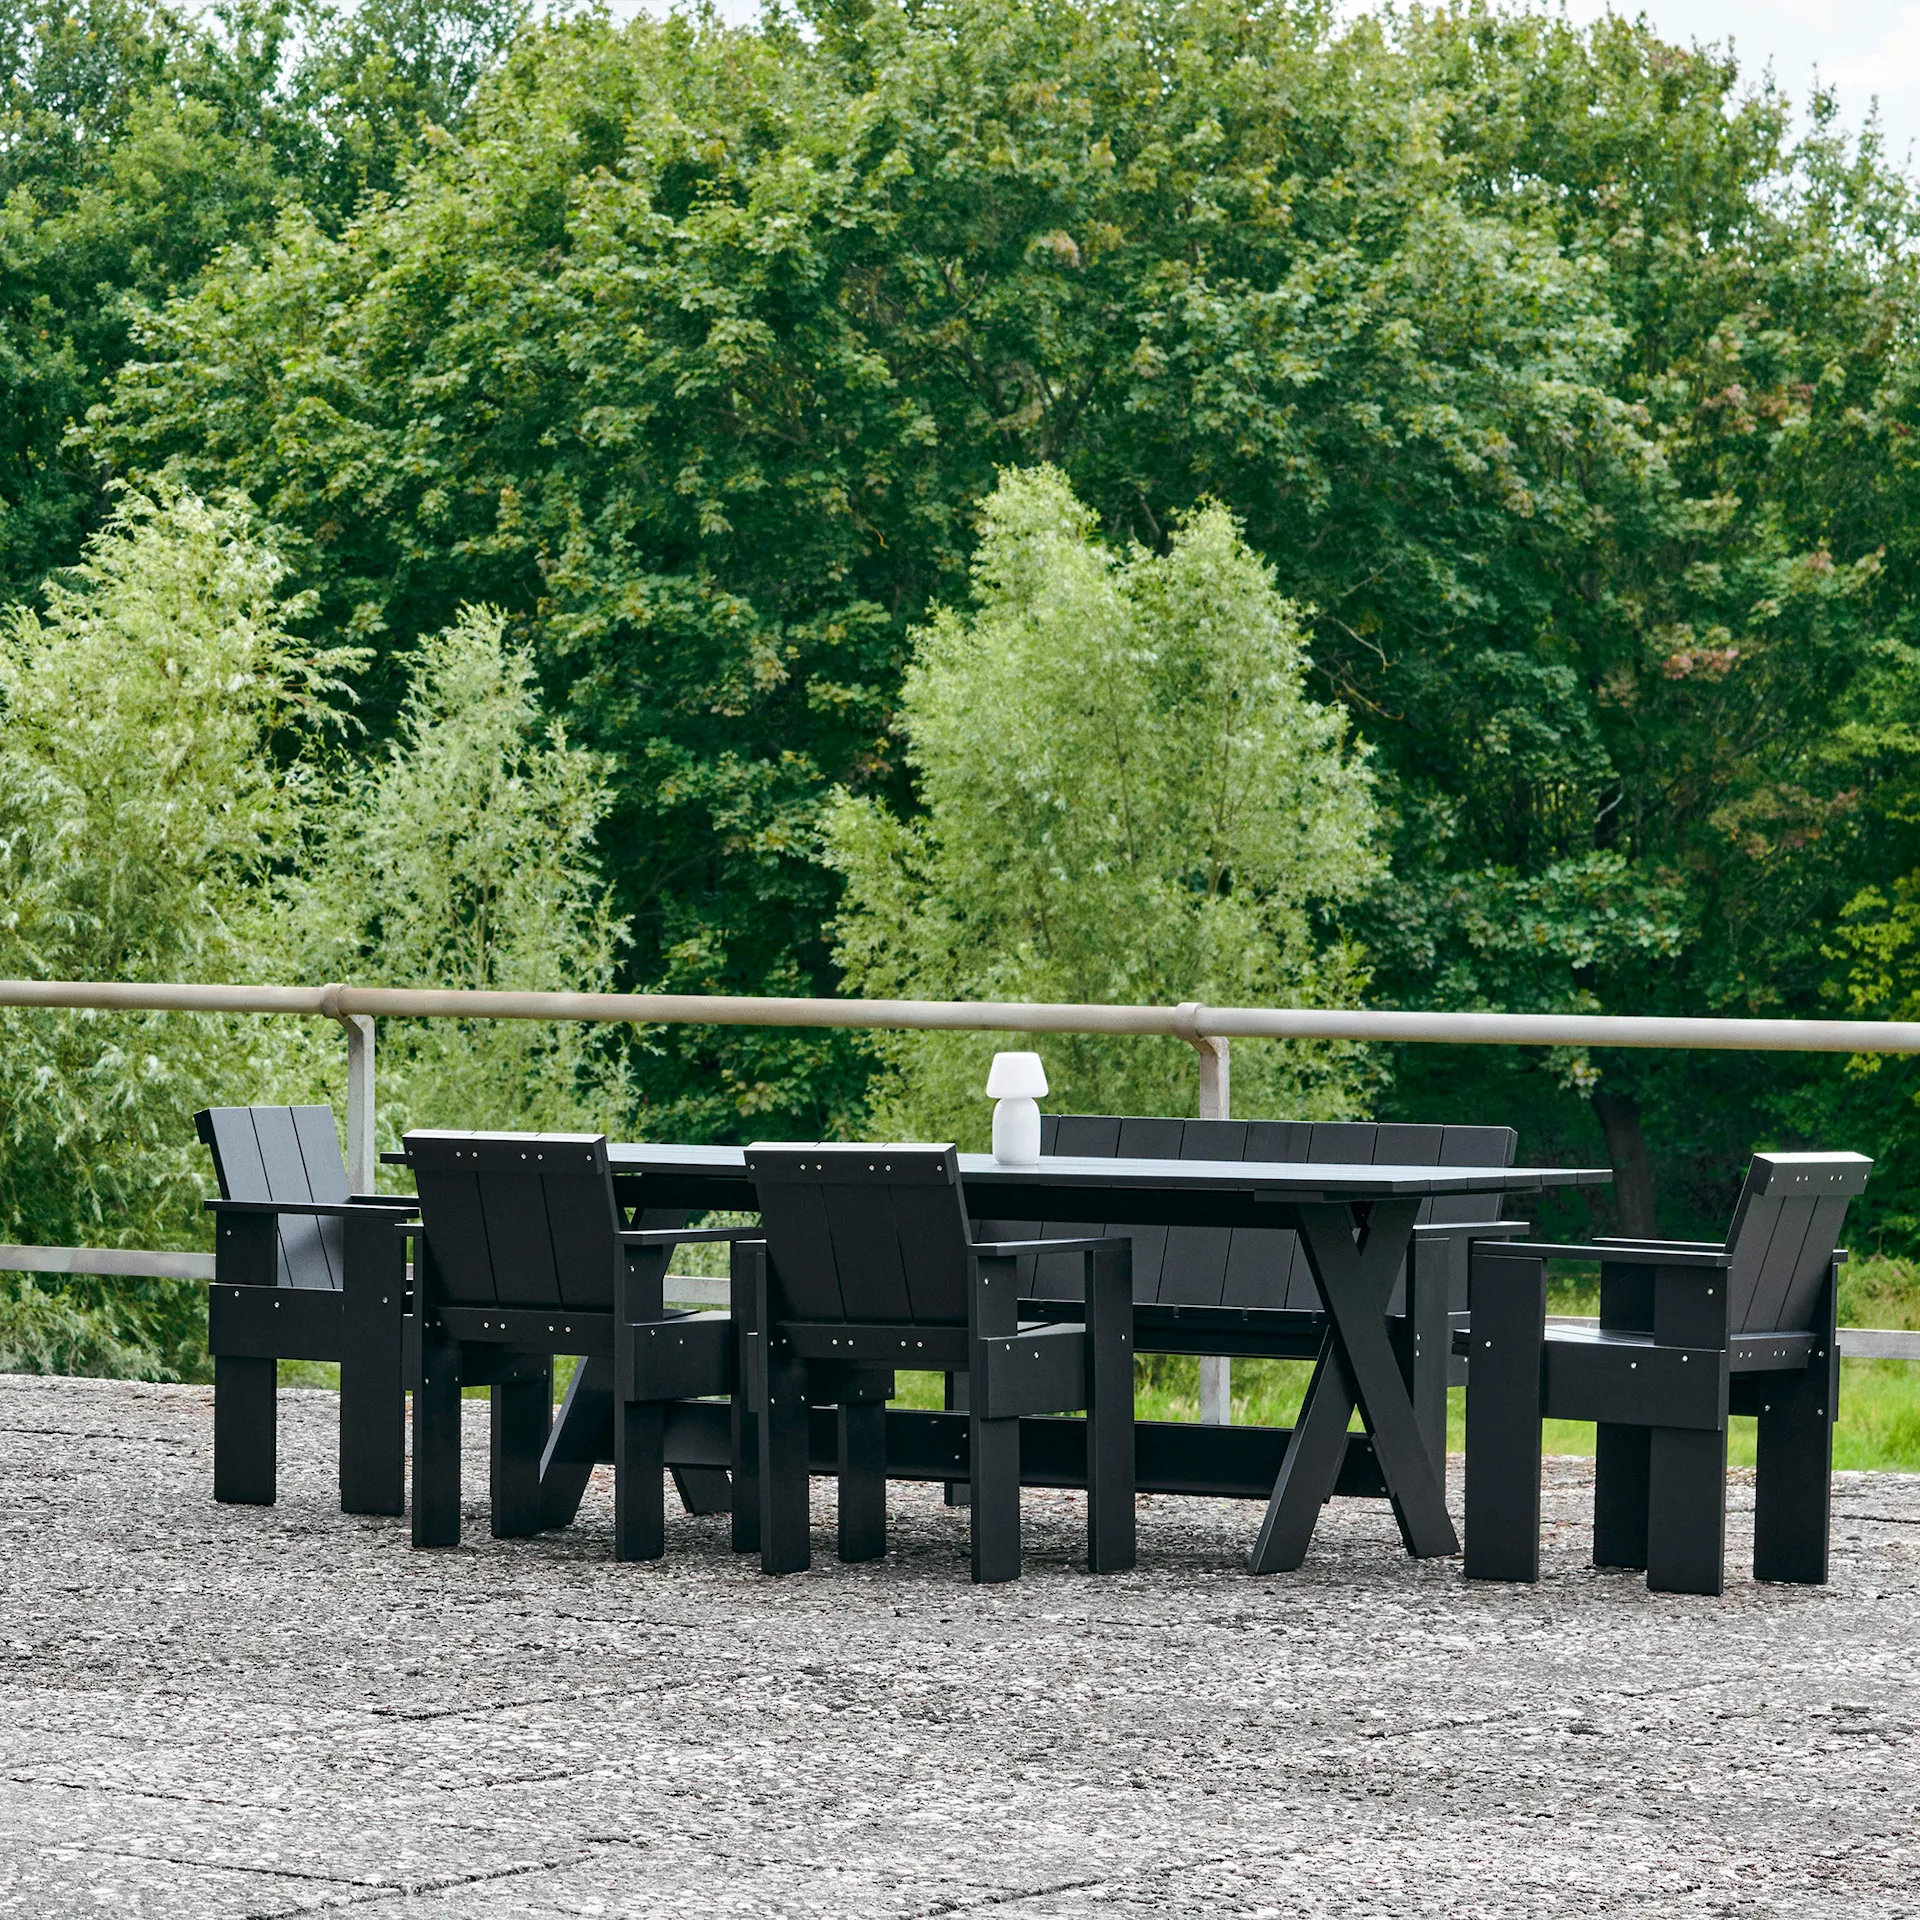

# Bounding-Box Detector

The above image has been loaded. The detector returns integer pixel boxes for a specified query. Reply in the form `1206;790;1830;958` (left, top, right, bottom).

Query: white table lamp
986;1051;1048;1165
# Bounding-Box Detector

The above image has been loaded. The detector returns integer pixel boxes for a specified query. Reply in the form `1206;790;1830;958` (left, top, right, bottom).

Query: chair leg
1593;1425;1651;1569
1755;1353;1834;1584
730;1391;761;1554
614;1399;666;1562
339;1337;406;1518
837;1401;887;1563
943;1371;971;1506
1755;1280;1838;1584
1647;1426;1728;1596
758;1344;812;1575
1462;1249;1545;1582
411;1332;463;1548
1085;1243;1136;1574
491;1370;549;1539
213;1355;277;1506
730;1238;764;1555
340;1210;407;1516
969;1412;1022;1584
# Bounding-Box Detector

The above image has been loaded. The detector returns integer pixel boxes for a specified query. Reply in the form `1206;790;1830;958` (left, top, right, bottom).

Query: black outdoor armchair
402;1129;758;1560
743;1142;1136;1584
197;1104;416;1514
1463;1150;1872;1595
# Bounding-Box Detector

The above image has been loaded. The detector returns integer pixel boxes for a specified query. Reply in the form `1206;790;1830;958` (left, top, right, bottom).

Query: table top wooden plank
605;1141;1609;1199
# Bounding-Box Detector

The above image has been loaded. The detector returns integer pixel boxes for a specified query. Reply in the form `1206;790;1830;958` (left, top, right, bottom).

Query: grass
273;1255;1920;1472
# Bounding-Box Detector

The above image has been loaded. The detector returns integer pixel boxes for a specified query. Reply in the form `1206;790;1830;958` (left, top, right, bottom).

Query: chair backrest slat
198;1107;270;1203
196;1104;349;1291
406;1131;619;1312
891;1179;977;1323
1306;1121;1380;1163
823;1182;916;1321
746;1144;973;1326
478;1172;563;1308
545;1166;630;1311
290;1107;351;1205
1370;1124;1443;1312
1724;1152;1871;1336
753;1177;846;1319
1771;1194;1852;1334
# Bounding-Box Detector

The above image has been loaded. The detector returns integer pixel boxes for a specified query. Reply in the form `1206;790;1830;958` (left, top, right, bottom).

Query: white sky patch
1550;0;1920;169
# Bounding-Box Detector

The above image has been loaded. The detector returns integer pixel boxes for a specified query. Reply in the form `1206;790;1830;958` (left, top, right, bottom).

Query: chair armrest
1590;1235;1722;1252
977;1236;1128;1257
204;1198;418;1220
619;1226;764;1246
1492;1239;1731;1269
1413;1218;1529;1239
346;1194;419;1209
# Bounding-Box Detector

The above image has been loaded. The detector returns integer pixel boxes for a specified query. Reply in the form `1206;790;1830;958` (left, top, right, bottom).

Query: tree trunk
1590;1088;1659;1238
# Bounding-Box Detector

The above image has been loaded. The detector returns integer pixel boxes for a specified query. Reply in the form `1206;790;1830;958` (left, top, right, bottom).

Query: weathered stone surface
1;1373;1916;1916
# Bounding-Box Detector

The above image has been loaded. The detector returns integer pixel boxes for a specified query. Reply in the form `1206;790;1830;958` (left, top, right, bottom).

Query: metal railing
8;976;1920;1190
2;979;1918;1378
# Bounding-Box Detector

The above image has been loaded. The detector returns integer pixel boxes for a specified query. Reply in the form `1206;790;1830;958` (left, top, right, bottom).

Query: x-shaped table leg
1249;1198;1459;1572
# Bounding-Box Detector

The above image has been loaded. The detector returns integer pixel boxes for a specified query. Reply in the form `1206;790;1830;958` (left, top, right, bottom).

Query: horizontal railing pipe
3;980;1920;1054
0;1244;216;1282
1190;1007;1920;1054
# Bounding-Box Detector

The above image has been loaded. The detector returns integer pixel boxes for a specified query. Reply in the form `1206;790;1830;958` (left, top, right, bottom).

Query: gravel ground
1;1372;1917;1918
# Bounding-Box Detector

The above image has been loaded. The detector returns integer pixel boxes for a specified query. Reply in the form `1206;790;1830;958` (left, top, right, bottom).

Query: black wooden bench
977;1113;1523;1471
197;1104;416;1513
1464;1150;1872;1594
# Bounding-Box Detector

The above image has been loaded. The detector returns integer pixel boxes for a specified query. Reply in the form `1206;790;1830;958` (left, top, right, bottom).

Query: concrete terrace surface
1;1378;1917;1918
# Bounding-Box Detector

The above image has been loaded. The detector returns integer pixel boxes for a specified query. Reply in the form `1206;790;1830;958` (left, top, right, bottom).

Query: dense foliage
287;602;635;1142
7;0;1920;1272
830;465;1380;1134
0;487;346;1370
0;493;630;1374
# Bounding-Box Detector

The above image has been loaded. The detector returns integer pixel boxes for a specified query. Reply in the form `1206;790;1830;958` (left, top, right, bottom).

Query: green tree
1360;11;1920;1233
287;603;635;1142
0;0;530;606
827;466;1380;1137
0;485;354;1374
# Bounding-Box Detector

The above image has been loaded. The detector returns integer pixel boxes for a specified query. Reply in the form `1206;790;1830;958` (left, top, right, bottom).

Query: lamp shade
985;1050;1048;1100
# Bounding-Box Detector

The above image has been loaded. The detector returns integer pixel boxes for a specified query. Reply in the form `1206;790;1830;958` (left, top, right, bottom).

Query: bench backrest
1002;1114;1517;1310
195;1104;350;1290
745;1142;973;1325
405;1131;624;1311
1725;1151;1872;1336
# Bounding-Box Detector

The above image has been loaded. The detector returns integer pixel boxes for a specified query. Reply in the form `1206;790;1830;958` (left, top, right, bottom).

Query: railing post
1175;1004;1233;1425
1196;1035;1230;1124
342;1015;375;1194
322;985;376;1194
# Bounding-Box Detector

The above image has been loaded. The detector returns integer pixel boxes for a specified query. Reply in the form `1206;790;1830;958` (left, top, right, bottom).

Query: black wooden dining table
587;1143;1610;1571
